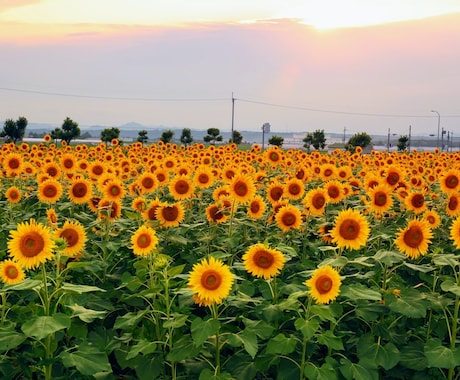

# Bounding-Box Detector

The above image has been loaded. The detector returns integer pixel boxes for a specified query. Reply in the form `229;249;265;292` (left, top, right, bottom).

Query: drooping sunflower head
56;220;87;258
188;256;234;305
394;219;433;259
242;243;286;280
7;219;56;270
0;259;26;285
330;208;370;251
130;225;159;256
306;265;342;304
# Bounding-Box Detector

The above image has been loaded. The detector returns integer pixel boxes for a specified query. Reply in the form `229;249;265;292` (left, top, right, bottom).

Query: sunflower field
0;138;459;380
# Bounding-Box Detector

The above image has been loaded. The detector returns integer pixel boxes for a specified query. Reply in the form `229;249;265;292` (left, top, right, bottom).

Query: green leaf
266;333;297;355
166;336;201;362
242;317;274;339
199;368;233;380
61;283;106;294
304;362;338;380
163;313;188;328
386;293;427;318
399;343;427;370
21;314;71;340
191;317;220;347
357;335;400;370
425;339;460;369
433;254;460;268
4;279;42;291
60;342;112;376
339;358;377;380
0;326;26;352
373;250;404;266
403;262;435;273
441;279;460;296
167;264;185;277
66;304;107;323
126;339;157;360
240;330;258;359
295;317;320;339
341;284;382;301
310;305;336;322
114;310;148;330
317;330;344;351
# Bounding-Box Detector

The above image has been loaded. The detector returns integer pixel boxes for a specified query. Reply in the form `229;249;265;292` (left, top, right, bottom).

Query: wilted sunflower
55;220;87;258
243;243;286;279
247;195;267;220
228;174;256;204
0;260;25;285
330;208;370;250
68;178;93;204
275;204;302;233
130;225;159;256
38;178;63;204
169;175;195;201
394;219;432;259
188;256;234;305
7;219;56;269
306;265;342;304
5;186;21;203
156;202;185;228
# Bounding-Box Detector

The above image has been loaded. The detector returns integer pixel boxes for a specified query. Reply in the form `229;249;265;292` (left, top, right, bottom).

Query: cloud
0;0;43;13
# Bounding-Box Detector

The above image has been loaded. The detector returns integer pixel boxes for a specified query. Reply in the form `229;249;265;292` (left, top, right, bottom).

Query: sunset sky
1;0;460;137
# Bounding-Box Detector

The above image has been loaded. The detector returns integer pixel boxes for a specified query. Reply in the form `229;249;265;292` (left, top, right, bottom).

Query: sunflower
283;178;305;201
154;168;169;185
366;184;394;215
306;265;342;304
404;191;427;214
3;153;23;176
37;178;63;204
318;224;334;243
130;225;159;256
188;256;234;305
394;219;432;259
46;208;58;227
422;209;441;229
5;186;21;203
266;181;284;204
247;195;267;219
206;203;229;224
131;197;147;213
42;162;61;179
275;204;302;233
103;179;125;201
137;172;157;193
7;219;56;269
142;198;164;222
60;153;76;173
264;147;283;167
193;166;215;189
169;175;195;201
228;174;256;204
0;260;26;285
88;161;106;180
330;209;370;250
242;243;286;279
384;166;403;189
439;169;460;193
324;180;345;204
156;202;185;228
302;188;328;216
55;221;87;258
446;192;460;217
319;163;336;181
98;198;122;220
68;178;93;204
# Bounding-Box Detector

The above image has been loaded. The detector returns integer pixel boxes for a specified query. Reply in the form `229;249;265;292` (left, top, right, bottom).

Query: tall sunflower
228;174;256;204
37;178;63;204
103;179;126;201
330;208;370;250
394;219;432;259
188;256;234;305
68;178;93;204
193;166;215;189
0;259;26;285
275;204;302;233
55;221;87;258
169;175;195;201
243;243;286;279
303;188;329;216
137;172;157;194
130;225;159;256
266;181;284;204
306;265;342;304
325;180;345;204
7;219;56;269
247;195;267;220
366;183;393;215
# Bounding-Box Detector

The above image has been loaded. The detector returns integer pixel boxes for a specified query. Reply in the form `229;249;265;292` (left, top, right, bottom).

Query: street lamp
431;110;440;149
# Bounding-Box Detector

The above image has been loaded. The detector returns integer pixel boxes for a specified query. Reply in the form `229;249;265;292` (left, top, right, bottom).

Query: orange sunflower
275;204;302;233
188;256;234;305
324;180;345;204
439;169;460;193
193;166;215;189
169;175;195;201
55;221;87;258
37;178;63;204
330;209;370;250
205;203;229;224
404;191;427;214
3;153;23;176
242;243;286;279
103;179;125;201
366;183;393;215
306;265;342;304
422;209;441;229
142;198;165;222
266;181;284;204
137;172;157;194
130;225;159;256
228;174;256;204
5;186;21;203
302;188;328;216
0;260;26;285
7;219;56;269
68;178;93;204
283;178;305;201
46;208;58;227
97;198;122;220
156;202;185;228
446;192;460;217
247;195;267;220
394;219;432;259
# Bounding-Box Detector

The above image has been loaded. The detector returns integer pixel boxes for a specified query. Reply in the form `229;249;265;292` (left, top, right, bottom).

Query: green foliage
303;129;326;151
0;116;28;143
397;135;409;151
137;130;149;144
346;132;372;152
180;128;193;146
231;130;243;144
203;128;223;144
159;129;174;143
268;135;284;147
51;117;80;144
100;127;120;144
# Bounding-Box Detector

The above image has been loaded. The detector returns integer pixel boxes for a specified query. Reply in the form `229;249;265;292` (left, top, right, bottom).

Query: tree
231;130;243;145
101;127;120;145
180;128;193;147
160;129;174;143
345;132;372;153
397;135;409;152
137;130;149;145
203;128;223;144
303;129;326;152
51;117;80;144
0;116;28;143
268;135;284;147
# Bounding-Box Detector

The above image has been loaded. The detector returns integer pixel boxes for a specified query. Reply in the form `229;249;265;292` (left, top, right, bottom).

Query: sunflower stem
41;264;53;380
211;303;221;375
299;296;313;380
447;271;460;380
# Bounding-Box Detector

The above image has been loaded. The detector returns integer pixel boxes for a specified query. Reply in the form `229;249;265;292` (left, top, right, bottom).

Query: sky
1;0;460;138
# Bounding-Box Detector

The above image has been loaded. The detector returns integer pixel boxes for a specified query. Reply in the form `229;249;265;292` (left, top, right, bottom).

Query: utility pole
431;110;440;149
231;92;235;143
408;125;411;153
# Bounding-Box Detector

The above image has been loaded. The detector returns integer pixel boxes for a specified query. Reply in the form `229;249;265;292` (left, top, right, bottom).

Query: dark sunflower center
201;270;222;290
375;191;387;206
162;206;179;221
253;250;274;269
339;219;360;240
175;180;190;194
446;175;459;189
137;233;152;248
20;232;45;258
312;194;326;209
281;212;296;227
449;196;458;211
6;265;19;279
234;181;248;197
316;275;333;294
73;183;88;197
60;228;78;248
270;187;283;201
411;194;424;208
403;226;423;248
